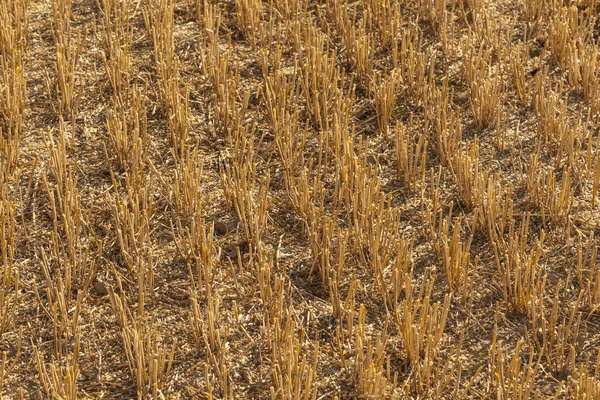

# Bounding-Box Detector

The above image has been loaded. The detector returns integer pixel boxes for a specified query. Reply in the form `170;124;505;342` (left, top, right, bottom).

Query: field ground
2;0;600;398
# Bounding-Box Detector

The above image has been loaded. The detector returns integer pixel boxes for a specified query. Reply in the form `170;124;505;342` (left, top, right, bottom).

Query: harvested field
1;0;600;398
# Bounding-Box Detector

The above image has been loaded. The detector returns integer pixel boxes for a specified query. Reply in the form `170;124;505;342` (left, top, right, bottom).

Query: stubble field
1;0;600;398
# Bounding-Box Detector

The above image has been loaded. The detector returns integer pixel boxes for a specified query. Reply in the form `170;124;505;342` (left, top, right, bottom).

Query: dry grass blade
433;204;475;301
568;349;600;399
352;306;394;397
395;122;427;192
190;274;229;397
270;305;319;399
298;22;343;132
34;330;80;400
423;77;461;166
49;0;84;120
99;0;133;102
34;248;91;359
235;0;263;46
493;216;545;315
0;0;27;172
530;278;582;377
451;139;481;210
488;331;541;399
396;270;451;393
221;124;270;252
0;182;19;338
172;143;204;219
526;157;573;229
511;42;528;104
106;85;148;173
144;0;189;151
108;173;155;287
373;69;401;140
109;275;176;399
